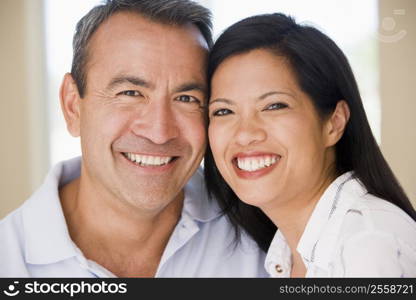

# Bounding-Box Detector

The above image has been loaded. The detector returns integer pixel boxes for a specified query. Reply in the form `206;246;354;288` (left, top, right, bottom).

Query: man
0;0;267;277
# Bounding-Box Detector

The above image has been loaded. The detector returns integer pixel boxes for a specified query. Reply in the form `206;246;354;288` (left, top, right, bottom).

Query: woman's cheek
208;122;223;154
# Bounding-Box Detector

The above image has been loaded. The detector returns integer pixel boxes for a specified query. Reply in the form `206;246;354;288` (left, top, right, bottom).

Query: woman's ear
324;100;350;147
60;73;81;137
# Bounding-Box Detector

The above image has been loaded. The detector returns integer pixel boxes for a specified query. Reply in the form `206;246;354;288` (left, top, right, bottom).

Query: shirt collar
265;171;362;275
22;156;82;265
297;172;354;269
182;167;222;223
264;230;292;277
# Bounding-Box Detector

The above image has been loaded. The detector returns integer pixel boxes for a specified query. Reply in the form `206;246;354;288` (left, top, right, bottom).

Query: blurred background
0;0;415;218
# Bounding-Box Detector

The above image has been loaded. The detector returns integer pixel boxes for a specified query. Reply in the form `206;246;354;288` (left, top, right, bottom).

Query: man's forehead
84;11;208;92
89;11;208;51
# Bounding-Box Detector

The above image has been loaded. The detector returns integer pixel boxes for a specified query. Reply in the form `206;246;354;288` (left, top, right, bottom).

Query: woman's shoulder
331;174;415;236
341;188;416;242
329;189;416;276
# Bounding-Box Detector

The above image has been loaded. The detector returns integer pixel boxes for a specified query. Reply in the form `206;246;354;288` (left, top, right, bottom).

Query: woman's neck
261;172;336;257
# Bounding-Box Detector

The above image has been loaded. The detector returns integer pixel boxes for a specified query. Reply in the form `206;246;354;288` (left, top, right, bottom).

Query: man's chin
118;187;184;214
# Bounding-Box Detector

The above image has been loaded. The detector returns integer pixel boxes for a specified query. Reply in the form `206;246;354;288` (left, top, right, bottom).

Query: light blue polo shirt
0;157;268;277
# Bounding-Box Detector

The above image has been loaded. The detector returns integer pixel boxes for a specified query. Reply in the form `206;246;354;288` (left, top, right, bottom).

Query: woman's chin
235;190;274;208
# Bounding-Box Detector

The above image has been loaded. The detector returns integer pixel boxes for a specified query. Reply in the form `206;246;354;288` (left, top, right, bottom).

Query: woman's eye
212;108;233;117
118;90;142;97
175;95;201;105
263;102;288;111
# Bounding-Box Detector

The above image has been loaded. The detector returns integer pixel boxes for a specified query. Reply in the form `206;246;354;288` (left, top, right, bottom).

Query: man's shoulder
185;166;205;190
0;205;25;237
0;205;29;276
182;167;267;257
182;166;225;223
184;168;266;255
0;157;81;277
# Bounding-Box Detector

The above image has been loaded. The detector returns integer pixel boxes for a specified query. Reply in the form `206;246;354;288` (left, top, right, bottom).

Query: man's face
66;12;208;213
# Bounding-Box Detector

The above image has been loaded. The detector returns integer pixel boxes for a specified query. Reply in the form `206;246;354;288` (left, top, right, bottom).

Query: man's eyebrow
174;82;207;94
106;76;153;90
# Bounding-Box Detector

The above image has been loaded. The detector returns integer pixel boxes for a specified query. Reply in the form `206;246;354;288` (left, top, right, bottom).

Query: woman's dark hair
204;13;416;252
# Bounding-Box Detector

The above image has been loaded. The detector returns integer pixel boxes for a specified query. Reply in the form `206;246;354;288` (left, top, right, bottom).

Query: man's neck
59;177;184;277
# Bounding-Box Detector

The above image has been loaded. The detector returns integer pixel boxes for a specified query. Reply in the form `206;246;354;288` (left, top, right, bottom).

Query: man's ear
60;73;81;137
324;100;350;147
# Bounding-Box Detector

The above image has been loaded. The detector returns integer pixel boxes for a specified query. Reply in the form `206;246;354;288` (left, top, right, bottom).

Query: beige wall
379;0;416;205
0;0;48;218
0;0;415;218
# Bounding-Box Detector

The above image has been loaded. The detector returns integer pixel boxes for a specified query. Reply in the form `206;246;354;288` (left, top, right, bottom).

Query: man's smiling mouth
122;152;176;167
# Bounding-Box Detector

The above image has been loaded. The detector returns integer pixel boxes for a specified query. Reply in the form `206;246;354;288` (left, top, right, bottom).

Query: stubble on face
77;12;208;215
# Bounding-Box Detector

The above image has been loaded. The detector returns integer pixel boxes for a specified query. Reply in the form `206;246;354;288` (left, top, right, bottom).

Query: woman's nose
234;117;267;147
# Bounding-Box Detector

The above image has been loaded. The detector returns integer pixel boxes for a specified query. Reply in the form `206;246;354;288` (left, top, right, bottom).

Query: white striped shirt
265;172;416;277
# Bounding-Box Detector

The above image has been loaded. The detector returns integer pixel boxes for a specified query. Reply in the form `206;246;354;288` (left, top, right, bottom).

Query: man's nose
131;98;179;145
234;116;267;147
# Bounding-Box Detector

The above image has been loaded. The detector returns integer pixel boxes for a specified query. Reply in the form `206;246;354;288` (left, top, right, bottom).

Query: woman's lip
233;151;281;159
232;158;279;180
231;153;281;180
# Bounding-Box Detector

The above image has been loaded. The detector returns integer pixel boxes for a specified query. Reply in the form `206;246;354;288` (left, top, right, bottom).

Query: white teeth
251;159;259;171
265;156;271;167
124;153;173;166
243;159;250;171
236;155;280;172
148;156;154;165
154;157;161;165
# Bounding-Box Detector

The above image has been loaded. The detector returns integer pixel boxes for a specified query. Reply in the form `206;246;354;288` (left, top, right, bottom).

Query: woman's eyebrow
209;98;234;106
208;91;296;106
209;91;296;106
259;91;296;100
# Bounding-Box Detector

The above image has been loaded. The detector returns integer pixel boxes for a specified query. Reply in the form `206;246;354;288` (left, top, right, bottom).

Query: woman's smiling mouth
232;153;281;179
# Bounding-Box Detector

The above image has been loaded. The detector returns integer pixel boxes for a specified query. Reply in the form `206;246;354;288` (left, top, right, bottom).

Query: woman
204;13;416;277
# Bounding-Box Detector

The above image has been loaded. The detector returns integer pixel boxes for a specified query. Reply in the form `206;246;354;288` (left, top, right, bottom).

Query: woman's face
208;49;336;209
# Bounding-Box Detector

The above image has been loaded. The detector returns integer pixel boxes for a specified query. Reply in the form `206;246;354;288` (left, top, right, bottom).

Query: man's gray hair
71;0;213;97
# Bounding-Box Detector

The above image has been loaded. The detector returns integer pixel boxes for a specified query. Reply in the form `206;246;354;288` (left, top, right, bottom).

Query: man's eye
118;90;141;97
212;108;233;117
175;95;201;104
263;102;288;111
